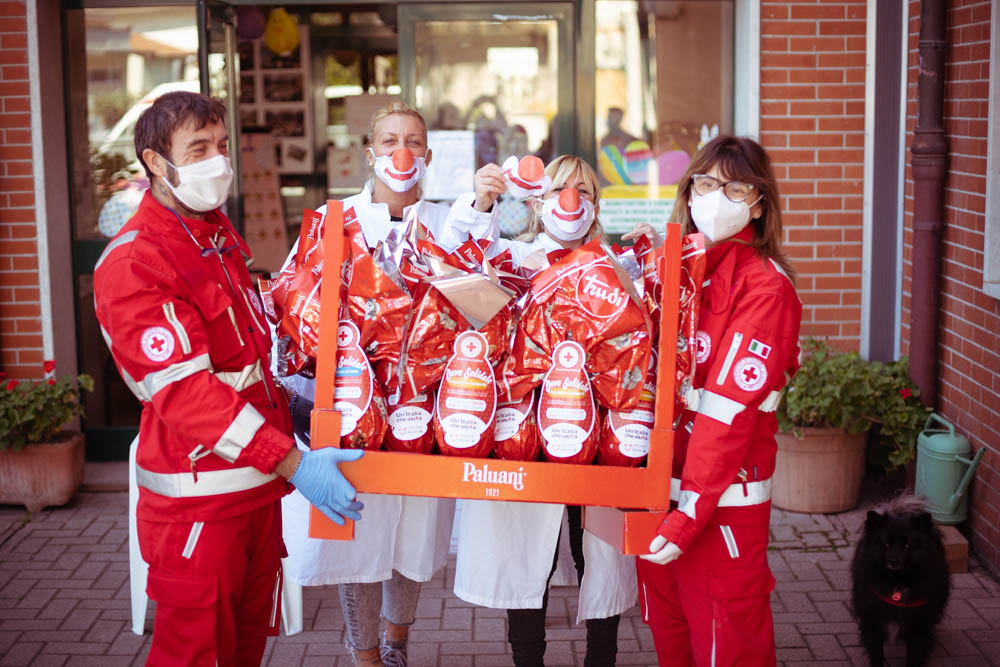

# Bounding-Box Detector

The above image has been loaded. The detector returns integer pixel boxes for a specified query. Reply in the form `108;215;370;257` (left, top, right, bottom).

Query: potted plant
0;361;94;512
773;339;930;513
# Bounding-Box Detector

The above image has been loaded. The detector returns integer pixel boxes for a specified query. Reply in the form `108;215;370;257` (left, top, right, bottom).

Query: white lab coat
454;231;638;622
453;500;638;622
276;184;498;585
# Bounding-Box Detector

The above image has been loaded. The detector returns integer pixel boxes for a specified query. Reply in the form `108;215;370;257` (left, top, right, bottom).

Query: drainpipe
909;0;948;409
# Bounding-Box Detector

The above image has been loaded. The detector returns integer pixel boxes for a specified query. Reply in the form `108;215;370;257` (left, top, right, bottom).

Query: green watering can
914;413;985;524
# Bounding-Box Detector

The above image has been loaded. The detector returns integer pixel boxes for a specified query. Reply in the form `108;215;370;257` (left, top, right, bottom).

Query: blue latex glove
290;447;365;525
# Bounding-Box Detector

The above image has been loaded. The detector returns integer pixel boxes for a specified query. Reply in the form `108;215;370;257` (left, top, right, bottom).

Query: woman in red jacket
628;135;801;666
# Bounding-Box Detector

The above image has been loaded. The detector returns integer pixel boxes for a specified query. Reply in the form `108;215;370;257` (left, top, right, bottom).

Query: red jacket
94;193;293;523
658;227;801;551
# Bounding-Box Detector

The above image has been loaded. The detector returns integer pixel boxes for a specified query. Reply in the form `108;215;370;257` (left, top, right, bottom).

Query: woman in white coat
278;101;504;667
455;155;638;667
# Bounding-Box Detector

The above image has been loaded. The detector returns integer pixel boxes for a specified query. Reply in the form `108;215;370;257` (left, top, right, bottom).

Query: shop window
67;7;199;243
594;0;735;237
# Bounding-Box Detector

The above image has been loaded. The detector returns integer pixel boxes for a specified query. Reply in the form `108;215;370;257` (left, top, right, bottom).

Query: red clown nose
558;187;581;212
517;156;545;182
392;148;415;172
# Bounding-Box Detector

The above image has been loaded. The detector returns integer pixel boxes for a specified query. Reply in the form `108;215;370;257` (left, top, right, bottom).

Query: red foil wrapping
396;239;514;404
398;287;469;403
493;390;541;461
598;351;656;467
499;239;651;412
384;391;435;454
537;341;598;465
266;210;327;375
632;235;663;340
674;234;706;424
333;320;386;450
343;214;412;366
434;331;496;459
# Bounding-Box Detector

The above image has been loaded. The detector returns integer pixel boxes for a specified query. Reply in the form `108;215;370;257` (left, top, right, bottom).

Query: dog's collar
873;588;927;608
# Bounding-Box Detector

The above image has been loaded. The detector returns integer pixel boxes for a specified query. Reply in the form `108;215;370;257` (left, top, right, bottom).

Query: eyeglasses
691;174;756;203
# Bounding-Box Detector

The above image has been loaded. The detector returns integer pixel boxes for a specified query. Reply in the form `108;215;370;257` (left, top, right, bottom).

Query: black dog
850;495;950;667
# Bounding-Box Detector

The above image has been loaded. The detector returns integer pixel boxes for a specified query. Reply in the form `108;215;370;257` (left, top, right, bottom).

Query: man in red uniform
631;136;801;666
94;91;364;666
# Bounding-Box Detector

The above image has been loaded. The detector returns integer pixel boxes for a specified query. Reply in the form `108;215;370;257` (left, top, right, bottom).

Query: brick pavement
2;485;1000;666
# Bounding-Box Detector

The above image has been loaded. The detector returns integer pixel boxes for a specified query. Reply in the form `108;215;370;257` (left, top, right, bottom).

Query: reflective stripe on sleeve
696;391;745;425
214;360;265;393
759;390;782;412
677;490;699;520
213;403;265;463
670;477;772;508
684;387;781;418
140;353;213;398
136;463;279;498
162;302;192;354
100;325;151;402
95;230;138;270
715;332;744;386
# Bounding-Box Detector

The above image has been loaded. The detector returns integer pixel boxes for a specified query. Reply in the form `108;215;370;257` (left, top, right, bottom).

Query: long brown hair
519;155;607;244
671;135;795;282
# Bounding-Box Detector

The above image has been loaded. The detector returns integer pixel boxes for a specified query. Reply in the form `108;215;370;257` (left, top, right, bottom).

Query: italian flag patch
748;339;771;360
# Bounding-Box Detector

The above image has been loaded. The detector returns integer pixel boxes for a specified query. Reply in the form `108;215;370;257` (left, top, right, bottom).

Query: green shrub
777;339;931;471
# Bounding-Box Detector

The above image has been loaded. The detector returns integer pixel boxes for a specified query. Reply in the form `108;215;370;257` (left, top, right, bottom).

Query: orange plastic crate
307;201;679;541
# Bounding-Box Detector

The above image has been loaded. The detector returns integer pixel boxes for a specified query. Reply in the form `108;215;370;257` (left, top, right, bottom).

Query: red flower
43;360;56;374
6;380;18;391
899;387;912;399
47;378;56;386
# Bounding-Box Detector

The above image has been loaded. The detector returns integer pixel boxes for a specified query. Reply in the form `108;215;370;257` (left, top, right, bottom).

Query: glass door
398;3;576;233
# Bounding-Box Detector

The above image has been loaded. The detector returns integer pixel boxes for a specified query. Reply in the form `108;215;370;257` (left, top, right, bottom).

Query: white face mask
502;155;552;200
540;188;595;241
160;154;233;212
370;148;427;193
689;189;759;243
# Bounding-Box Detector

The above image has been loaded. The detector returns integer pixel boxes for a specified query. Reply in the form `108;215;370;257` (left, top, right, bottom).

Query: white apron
453;499;638;622
275;185;496;585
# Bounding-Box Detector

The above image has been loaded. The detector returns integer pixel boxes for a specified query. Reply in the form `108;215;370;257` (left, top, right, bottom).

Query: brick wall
760;0;867;349
902;0;1000;573
0;0;42;381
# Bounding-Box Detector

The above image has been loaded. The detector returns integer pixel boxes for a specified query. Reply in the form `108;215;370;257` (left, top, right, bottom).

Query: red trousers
636;508;776;667
138;501;285;666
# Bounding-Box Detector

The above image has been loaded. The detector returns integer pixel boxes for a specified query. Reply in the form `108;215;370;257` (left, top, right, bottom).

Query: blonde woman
276;101;502;667
487;154;606;267
457;156;636;666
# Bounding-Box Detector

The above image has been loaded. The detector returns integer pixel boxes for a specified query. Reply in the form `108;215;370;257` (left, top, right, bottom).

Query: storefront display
238;25;313;174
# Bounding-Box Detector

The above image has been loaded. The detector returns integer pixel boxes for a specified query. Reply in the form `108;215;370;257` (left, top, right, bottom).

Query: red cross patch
141;326;175;363
732;356;767;392
695;331;711;365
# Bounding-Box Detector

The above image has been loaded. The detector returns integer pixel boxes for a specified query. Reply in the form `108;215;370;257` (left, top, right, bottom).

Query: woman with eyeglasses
627;135;802;666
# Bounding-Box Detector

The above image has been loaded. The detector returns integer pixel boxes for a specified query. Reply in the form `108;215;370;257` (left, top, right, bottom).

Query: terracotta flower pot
773;427;866;513
0;432;85;512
